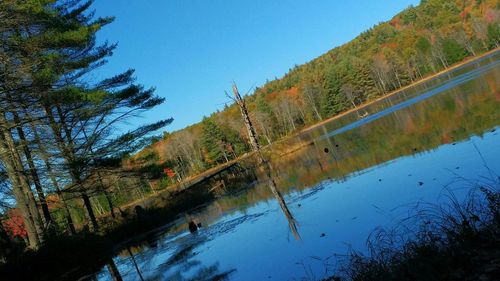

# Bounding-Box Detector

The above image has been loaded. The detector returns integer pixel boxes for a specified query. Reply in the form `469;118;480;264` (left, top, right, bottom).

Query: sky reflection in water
92;52;500;281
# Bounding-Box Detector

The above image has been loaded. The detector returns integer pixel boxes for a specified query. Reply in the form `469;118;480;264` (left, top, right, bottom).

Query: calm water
88;51;500;281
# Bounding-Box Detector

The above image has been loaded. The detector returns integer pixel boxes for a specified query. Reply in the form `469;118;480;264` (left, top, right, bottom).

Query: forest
0;0;171;256
0;0;499;274
135;0;499;190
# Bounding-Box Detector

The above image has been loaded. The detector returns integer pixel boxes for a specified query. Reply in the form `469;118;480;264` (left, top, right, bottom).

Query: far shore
105;47;499;218
298;47;500;134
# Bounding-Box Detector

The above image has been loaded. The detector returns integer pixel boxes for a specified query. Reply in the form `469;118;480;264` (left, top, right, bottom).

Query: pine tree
321;66;349;117
442;38;469;65
201;118;229;164
0;0;170;235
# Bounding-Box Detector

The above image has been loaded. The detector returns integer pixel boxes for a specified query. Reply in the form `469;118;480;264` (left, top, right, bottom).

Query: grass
323;174;500;281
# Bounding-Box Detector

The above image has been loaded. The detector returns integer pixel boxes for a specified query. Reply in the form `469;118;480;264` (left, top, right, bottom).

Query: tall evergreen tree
0;0;170;237
201;118;230;164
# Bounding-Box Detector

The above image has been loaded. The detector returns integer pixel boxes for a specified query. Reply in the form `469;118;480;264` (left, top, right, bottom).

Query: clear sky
91;0;420;132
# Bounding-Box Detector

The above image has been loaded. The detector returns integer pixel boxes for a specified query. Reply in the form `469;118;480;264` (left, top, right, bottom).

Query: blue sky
92;0;420;132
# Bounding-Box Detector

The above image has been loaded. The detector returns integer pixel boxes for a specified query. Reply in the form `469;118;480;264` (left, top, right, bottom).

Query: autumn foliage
163;167;176;178
1;209;27;239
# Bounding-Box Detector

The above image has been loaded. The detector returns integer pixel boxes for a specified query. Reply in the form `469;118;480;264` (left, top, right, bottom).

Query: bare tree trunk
43;104;99;231
25;113;76;235
0;152;40;247
81;125;116;218
232;83;261;153
80;190;99;230
10;109;52;227
91;197;104;216
0;117;42;247
255;115;272;145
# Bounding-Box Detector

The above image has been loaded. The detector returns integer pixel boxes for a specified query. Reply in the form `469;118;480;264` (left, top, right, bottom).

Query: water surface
89;51;500;281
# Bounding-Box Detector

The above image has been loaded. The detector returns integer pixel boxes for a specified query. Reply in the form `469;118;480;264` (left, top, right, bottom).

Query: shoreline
297;47;499;135
104;47;499;218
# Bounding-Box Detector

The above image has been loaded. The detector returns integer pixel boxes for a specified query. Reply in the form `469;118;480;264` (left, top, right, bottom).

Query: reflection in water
320;57;499;140
86;50;500;281
127;247;145;281
148;234;236;281
261;161;301;241
106;259;123;281
105;224;239;281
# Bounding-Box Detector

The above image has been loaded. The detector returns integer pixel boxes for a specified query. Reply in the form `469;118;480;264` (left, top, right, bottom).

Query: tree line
0;0;170;252
134;0;499;187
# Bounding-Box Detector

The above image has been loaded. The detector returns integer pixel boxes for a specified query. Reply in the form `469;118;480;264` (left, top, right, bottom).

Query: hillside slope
130;0;499;189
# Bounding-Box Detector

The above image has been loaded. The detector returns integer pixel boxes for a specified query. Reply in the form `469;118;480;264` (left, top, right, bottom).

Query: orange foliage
381;42;398;49
460;6;471;19
286;87;299;98
46;194;61;210
265;92;279;102
441;133;452;144
389;17;400;27
163;167;176;178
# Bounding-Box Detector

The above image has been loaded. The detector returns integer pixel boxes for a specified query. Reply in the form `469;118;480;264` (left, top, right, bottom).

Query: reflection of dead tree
209;179;227;196
263;163;301;241
107;259;123;281
229;83;299;238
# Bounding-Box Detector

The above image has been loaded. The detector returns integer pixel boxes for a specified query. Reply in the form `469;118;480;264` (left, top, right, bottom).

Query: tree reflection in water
261;161;301;241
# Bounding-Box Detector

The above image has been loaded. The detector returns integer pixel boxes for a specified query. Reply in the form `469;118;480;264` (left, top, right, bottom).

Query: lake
87;51;500;281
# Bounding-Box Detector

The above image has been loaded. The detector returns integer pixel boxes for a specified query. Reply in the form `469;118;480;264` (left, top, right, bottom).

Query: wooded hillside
132;0;499;189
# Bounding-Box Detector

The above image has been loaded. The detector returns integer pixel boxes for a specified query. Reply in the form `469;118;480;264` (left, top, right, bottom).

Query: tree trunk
26;114;76;235
0;121;41;248
232;83;261;153
43;104;99;231
10;109;53;227
80;124;116;218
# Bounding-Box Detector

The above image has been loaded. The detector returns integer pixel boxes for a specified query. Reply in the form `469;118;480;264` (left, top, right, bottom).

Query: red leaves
163;167;176;178
2;209;27;239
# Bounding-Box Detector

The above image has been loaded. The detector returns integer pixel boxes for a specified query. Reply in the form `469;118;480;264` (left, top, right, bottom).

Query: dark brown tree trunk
80;190;98;231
